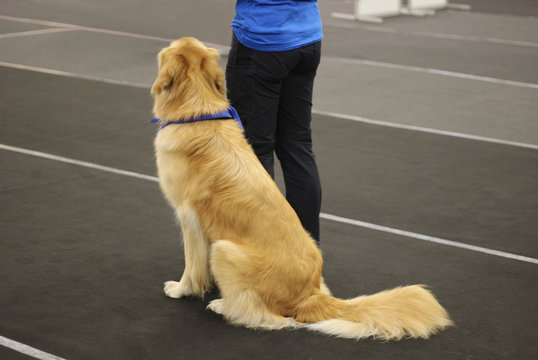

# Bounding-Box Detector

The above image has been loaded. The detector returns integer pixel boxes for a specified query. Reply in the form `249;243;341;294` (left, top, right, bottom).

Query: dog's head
151;37;226;118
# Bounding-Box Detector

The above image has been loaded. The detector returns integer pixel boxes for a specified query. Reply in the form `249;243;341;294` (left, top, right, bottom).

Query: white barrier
332;0;470;23
409;0;446;10
407;0;471;11
332;0;402;23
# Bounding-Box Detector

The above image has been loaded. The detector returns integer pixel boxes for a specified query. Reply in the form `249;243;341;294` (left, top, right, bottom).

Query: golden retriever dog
151;37;453;340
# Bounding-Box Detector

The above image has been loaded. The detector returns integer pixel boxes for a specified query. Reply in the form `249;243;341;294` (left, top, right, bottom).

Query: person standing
226;0;323;243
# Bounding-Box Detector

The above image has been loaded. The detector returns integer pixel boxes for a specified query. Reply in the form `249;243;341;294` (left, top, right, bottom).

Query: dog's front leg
164;217;212;298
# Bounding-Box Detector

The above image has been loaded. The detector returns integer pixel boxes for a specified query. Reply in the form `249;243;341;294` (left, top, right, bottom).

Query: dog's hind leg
208;240;296;330
164;209;212;298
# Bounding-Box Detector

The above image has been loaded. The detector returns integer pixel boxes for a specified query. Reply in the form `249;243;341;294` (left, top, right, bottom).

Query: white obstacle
332;0;402;23
407;0;471;11
331;0;470;23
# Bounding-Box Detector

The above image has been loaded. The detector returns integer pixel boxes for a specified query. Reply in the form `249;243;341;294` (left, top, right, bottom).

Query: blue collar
151;106;244;135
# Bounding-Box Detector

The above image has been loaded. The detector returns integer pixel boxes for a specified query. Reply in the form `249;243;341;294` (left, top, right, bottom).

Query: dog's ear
151;50;185;95
202;48;226;96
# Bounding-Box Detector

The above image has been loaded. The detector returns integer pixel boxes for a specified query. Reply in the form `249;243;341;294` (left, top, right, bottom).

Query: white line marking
322;56;538;89
325;21;538;48
0;14;172;41
0;14;229;51
312;110;538;150
1;61;537;150
0;14;79;28
0;61;149;88
0;336;67;360
6;13;537;49
374;26;538;48
72;25;173;43
1;143;537;265
0;143;159;182
68;25;229;51
0;27;79;39
319;213;538;265
483;37;538;48
1;14;535;86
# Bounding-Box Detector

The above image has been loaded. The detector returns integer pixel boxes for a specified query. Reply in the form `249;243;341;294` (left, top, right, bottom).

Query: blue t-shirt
231;0;323;52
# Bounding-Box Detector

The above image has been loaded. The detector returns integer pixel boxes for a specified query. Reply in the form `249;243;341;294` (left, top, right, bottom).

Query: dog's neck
151;106;244;135
153;97;229;122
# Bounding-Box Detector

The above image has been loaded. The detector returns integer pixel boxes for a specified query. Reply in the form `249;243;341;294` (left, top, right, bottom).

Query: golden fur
151;37;453;340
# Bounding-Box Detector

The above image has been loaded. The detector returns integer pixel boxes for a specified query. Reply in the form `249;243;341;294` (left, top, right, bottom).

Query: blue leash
151;106;244;136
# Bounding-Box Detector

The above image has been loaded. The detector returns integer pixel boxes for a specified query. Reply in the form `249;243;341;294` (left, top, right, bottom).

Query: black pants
226;35;322;243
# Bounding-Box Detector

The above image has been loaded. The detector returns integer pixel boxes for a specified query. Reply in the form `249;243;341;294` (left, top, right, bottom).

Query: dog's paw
163;280;192;298
207;299;225;315
284;317;300;328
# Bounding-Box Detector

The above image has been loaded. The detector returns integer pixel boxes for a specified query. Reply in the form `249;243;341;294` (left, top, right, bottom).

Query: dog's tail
295;285;453;341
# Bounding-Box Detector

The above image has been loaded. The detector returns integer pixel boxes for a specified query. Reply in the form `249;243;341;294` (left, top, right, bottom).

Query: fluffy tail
296;285;453;341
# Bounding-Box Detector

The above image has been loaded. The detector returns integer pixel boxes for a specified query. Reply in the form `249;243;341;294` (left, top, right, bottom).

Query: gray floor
1;1;537;359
